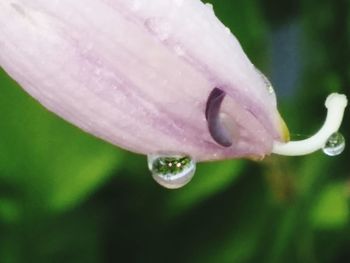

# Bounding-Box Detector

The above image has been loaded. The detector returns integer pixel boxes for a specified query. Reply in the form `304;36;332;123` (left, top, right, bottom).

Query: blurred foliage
0;0;350;262
0;71;123;215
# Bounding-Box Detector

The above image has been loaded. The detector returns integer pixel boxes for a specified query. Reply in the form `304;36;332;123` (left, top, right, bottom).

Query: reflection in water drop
322;132;345;156
147;154;196;189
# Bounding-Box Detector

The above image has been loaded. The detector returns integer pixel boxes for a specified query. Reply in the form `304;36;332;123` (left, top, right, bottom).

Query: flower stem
272;93;347;156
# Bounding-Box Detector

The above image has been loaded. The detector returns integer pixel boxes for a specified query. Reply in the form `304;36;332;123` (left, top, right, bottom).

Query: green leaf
166;160;244;216
0;198;20;224
0;69;122;215
311;183;349;230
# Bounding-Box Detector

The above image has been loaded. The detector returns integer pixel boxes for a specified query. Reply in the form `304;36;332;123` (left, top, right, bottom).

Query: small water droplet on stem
322;132;345;156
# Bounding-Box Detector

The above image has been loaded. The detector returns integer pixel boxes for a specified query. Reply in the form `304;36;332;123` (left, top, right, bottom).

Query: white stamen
272;93;348;156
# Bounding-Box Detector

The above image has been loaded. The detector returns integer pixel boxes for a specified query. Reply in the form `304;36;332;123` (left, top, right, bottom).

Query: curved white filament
272;93;348;156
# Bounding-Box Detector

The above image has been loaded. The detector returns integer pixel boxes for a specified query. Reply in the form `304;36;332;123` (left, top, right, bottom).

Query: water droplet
224;27;232;35
147;154;196;189
174;45;185;56
205;3;214;13
130;0;141;11
323;132;345;156
145;18;170;41
255;68;275;94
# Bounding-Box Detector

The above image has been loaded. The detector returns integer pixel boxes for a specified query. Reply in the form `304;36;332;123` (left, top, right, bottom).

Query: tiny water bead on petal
322;132;345;156
147;154;196;189
255;68;275;94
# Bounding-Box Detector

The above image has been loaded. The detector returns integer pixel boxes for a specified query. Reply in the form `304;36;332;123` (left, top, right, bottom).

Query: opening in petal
205;87;233;147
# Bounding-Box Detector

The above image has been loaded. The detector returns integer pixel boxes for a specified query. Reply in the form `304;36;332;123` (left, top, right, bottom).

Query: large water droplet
147;154;196;189
322;132;345;156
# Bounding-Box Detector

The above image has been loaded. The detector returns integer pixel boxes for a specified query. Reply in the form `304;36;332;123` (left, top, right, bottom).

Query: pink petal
0;0;287;161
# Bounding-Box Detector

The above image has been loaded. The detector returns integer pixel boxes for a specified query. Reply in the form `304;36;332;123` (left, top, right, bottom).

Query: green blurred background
0;0;349;262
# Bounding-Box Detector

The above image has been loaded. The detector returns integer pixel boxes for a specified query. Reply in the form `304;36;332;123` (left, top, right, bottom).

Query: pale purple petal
0;0;287;161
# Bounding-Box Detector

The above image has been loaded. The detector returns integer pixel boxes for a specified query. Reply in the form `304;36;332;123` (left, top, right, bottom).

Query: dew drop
205;3;214;13
224;27;232;35
255;68;275;94
174;45;185;56
145;18;170;41
147;154;196;189
130;0;141;11
322;132;345;156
